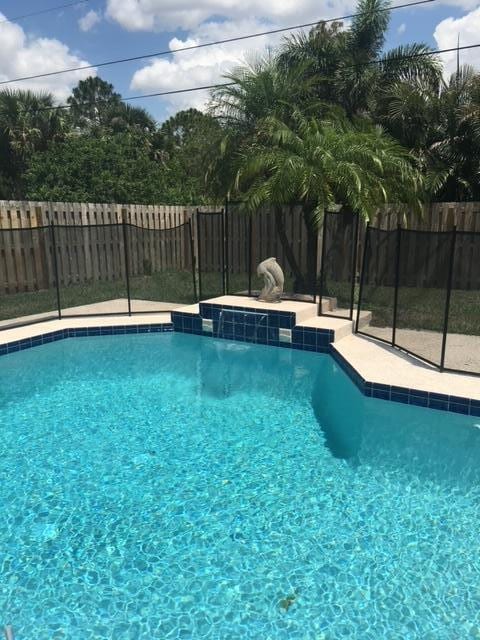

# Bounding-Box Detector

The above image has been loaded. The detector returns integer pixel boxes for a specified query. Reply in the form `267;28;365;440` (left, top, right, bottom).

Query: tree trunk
274;204;319;296
303;205;319;297
274;205;304;291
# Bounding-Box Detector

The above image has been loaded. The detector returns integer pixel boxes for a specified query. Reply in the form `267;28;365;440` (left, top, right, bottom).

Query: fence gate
196;209;226;301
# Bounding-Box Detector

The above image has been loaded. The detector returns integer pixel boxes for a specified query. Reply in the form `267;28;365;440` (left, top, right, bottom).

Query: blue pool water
1;333;480;639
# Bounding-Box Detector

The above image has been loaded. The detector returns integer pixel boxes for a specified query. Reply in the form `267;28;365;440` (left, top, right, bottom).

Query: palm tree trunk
303;205;319;296
274;205;304;291
274;204;319;295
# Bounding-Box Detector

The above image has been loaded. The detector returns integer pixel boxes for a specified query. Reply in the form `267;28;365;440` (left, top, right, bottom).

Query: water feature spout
216;310;268;341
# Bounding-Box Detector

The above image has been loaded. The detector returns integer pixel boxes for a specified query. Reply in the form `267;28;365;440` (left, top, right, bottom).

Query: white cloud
126;0;480;113
434;7;480;77
0;13;95;102
106;0;356;32
106;0;480;35
79;10;101;32
130;18;284;112
438;0;480;8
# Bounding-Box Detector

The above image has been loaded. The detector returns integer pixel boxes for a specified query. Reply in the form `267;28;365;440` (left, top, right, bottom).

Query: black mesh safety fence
2;214;479;378
55;224;129;316
319;210;359;318
394;229;452;367
224;201;318;302
197;210;225;301
0;225;59;329
443;231;480;374
225;201;251;297
357;225;480;375
253;205;318;301
0;220;197;329
356;227;397;343
127;222;196;310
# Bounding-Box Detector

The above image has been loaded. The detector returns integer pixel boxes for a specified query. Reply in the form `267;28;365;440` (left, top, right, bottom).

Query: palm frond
348;0;391;60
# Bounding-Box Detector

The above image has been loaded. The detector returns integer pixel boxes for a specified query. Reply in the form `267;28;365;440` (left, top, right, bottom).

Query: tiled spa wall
171;303;334;353
171;303;480;417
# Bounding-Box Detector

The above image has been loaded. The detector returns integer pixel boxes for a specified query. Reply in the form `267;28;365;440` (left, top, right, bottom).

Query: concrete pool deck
363;326;480;375
0;298;181;330
0;295;478;404
332;334;480;402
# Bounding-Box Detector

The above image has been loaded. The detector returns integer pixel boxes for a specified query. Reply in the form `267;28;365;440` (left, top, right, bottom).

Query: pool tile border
0;307;477;418
0;323;173;356
330;346;480;417
172;309;334;353
199;302;297;329
173;305;479;417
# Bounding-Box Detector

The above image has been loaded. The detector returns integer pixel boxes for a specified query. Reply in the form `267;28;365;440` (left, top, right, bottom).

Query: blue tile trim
0;323;174;357
199;302;296;329
3;310;474;418
173;309;479;416
330;345;478;417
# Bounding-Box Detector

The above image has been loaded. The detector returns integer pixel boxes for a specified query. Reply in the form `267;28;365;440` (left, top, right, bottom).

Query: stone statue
257;257;284;303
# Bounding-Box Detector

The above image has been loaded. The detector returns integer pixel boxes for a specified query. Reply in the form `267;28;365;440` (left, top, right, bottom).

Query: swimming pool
1;332;479;639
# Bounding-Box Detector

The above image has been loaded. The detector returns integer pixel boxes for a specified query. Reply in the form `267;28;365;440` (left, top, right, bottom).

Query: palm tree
379;65;480;200
427;66;480;200
0;89;66;197
211;55;319;133
208;55;333;199
234;111;423;289
107;103;157;133
280;0;441;118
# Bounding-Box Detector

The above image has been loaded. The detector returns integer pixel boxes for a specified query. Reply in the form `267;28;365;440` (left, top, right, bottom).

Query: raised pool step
200;296;316;325
178;296;372;342
296;310;372;341
174;296;371;343
177;296;335;320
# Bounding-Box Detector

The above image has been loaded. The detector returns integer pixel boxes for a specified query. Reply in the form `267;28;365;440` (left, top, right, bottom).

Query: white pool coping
0;313;172;345
0;299;180;330
332;334;480;401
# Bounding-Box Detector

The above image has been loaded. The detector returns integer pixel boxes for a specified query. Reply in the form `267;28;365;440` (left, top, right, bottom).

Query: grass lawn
316;280;479;335
2;272;478;337
0;271;197;321
0;271;278;321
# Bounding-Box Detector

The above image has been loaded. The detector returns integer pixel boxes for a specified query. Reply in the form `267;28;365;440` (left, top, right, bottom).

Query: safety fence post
440;226;457;370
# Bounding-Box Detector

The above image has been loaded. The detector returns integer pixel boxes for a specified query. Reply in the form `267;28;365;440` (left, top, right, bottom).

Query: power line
0;0;94;25
42;82;237;111
0;0;438;86
34;42;480;113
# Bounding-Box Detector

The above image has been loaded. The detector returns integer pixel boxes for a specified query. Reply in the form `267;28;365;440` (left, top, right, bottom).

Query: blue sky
0;0;478;123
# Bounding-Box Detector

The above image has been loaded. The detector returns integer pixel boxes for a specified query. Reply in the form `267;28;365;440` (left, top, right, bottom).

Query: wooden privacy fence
222;203;313;279
224;202;480;289
0;202;203;294
0;201;192;229
356;202;480;290
1;200;480;295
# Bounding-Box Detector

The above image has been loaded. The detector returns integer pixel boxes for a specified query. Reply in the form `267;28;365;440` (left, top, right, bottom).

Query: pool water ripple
0;333;479;639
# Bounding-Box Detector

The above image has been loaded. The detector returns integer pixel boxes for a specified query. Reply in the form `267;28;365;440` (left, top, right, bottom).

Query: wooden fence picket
0;200;479;294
